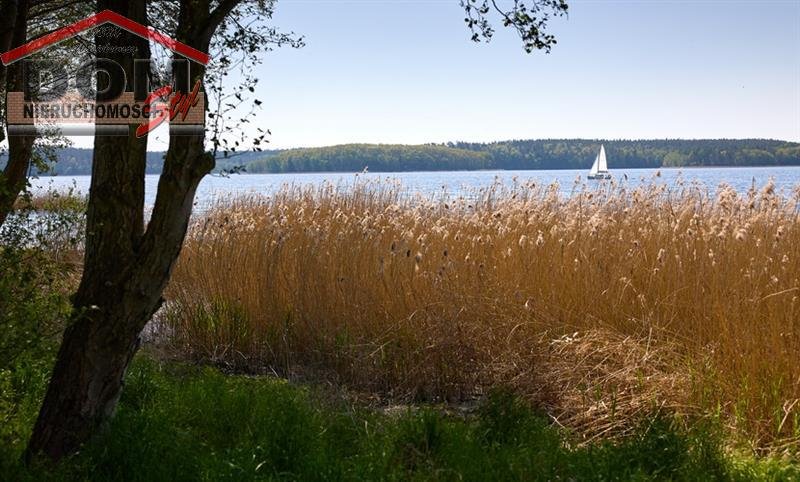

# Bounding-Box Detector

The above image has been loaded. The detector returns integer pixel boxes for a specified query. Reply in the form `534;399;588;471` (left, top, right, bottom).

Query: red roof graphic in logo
1;9;209;66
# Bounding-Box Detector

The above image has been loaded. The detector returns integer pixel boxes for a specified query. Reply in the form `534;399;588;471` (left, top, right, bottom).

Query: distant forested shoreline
249;139;800;173
7;139;799;175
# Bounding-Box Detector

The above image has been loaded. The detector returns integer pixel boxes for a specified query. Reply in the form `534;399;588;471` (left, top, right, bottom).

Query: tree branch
202;0;242;43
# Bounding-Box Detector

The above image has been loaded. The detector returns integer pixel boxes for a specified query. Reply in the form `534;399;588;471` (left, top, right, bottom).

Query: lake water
29;166;800;208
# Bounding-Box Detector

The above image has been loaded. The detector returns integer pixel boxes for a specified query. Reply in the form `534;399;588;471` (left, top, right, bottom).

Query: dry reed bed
165;177;800;449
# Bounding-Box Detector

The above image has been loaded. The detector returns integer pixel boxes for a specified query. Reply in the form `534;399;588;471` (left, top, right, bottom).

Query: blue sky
116;0;800;149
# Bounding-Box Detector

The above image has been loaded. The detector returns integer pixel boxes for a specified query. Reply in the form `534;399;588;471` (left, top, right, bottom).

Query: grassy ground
2;356;797;481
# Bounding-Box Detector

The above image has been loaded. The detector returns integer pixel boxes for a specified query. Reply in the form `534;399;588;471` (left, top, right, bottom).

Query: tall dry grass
164;176;800;449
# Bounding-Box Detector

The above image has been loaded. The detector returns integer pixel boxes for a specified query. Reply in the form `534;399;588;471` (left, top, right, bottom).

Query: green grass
1;357;797;481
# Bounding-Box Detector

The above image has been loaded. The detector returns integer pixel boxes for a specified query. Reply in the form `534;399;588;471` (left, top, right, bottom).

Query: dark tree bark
0;0;19;90
24;0;153;461
0;0;33;226
25;0;223;462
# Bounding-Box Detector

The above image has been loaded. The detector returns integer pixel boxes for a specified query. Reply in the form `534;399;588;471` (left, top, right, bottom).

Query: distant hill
248;139;800;173
247;143;492;173
0;148;275;175
4;139;799;175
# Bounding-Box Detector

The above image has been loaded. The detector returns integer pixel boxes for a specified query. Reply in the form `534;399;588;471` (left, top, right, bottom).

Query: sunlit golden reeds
165;176;800;449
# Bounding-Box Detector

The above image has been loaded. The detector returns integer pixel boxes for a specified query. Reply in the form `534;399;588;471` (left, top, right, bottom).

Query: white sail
588;145;610;179
589;153;600;175
597;145;608;172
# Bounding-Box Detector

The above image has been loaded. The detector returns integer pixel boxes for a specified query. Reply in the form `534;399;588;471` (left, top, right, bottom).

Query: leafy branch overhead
149;1;303;164
205;1;304;161
461;0;568;53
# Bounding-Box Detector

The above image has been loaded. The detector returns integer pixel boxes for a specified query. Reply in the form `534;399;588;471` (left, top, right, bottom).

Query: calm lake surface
29;166;800;209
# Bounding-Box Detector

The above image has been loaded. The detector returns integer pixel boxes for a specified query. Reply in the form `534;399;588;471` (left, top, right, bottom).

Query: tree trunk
26;0;217;462
25;0;152;461
0;0;19;94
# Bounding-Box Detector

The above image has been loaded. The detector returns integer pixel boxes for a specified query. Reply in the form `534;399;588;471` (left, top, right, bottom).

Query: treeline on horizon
8;149;270;176
248;139;800;173
7;139;800;175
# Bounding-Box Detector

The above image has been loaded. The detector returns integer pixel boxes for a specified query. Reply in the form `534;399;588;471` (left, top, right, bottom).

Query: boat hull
587;173;612;180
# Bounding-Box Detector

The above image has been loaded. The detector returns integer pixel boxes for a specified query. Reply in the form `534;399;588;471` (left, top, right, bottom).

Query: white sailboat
587;144;611;180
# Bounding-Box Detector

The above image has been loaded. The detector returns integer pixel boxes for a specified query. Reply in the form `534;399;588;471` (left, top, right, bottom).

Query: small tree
1;0;93;226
